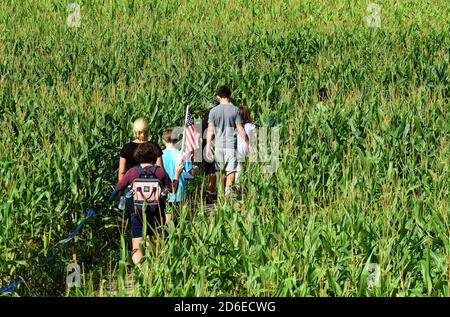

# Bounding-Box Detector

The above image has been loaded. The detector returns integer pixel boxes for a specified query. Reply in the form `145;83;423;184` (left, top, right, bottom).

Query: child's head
162;128;180;145
318;87;329;103
238;105;252;124
216;85;232;101
133;117;149;141
134;142;159;164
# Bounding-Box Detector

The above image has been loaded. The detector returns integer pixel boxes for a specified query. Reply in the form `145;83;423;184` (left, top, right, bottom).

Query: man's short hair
318;87;329;102
217;86;232;99
162;128;180;143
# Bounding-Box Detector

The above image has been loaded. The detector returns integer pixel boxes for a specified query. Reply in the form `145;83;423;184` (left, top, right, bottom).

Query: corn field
0;0;448;297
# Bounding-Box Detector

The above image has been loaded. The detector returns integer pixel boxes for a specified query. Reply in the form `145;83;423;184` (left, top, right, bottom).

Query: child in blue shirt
162;128;198;222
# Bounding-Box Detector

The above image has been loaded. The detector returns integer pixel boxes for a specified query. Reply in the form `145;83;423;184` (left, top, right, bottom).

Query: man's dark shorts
203;161;217;175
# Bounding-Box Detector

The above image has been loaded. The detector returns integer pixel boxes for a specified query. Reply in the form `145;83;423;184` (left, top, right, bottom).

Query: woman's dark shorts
127;199;166;238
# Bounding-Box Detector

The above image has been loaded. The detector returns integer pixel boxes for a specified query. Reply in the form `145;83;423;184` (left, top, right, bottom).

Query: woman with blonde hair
118;117;163;182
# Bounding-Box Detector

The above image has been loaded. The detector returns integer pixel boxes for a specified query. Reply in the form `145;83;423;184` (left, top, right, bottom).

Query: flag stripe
184;111;199;154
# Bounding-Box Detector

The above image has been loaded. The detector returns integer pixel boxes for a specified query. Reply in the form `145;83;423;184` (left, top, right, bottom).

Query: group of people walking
112;86;254;264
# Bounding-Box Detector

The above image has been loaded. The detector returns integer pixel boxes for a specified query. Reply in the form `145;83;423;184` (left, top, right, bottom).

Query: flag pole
180;104;189;155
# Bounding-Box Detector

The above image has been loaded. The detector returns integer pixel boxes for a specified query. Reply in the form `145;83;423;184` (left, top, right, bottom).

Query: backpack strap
135;165;165;189
136;165;159;178
148;165;159;178
136;166;146;177
149;165;168;192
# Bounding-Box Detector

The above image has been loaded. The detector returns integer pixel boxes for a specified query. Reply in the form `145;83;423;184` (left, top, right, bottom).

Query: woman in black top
118;117;163;182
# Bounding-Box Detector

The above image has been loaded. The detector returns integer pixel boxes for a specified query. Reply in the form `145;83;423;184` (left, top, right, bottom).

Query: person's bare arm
206;122;215;160
190;166;200;176
118;157;127;182
247;127;256;157
207;123;215;145
156;156;164;169
236;123;249;145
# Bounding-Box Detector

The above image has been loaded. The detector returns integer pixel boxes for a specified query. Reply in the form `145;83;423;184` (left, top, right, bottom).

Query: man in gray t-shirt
206;86;249;196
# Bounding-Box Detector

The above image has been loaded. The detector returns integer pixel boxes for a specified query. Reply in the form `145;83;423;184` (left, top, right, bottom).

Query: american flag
184;111;199;154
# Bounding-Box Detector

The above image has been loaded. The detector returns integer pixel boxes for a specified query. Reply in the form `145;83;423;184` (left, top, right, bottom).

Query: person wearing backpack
115;142;183;265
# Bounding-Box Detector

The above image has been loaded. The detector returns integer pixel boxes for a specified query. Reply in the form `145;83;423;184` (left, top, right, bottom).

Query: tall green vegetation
0;0;448;296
